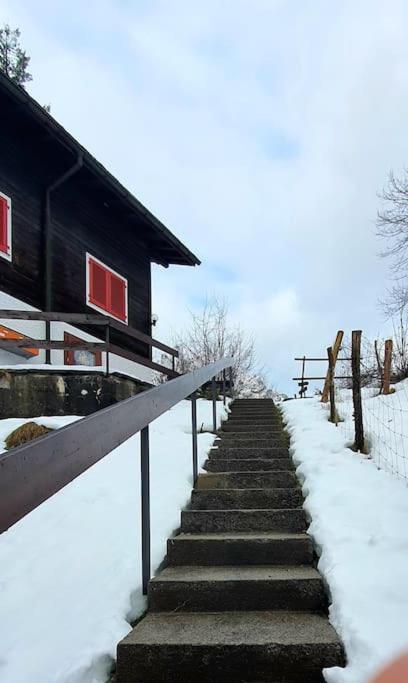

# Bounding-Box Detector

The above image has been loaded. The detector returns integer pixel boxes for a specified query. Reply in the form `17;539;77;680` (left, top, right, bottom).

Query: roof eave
0;72;200;268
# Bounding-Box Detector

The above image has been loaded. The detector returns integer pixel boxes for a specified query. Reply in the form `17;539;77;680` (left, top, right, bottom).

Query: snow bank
0;399;228;683
283;397;408;683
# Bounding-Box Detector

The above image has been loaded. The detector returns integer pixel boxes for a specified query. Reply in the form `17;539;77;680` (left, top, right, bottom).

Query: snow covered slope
283;397;408;683
0;399;228;683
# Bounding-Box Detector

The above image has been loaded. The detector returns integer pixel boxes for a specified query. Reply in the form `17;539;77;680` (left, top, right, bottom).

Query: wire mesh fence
332;334;408;481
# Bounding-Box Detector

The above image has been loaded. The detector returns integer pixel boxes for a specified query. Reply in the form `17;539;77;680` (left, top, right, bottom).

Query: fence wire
332;337;408;481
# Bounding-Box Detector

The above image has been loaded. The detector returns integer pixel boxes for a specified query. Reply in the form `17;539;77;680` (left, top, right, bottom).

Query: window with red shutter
0;193;12;261
110;273;126;321
89;258;108;309
86;254;128;323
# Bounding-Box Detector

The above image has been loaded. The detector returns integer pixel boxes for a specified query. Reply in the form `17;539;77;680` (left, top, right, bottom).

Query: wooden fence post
298;355;309;397
351;330;365;452
383;339;393;395
322;330;344;403
374;339;383;394
327;346;337;424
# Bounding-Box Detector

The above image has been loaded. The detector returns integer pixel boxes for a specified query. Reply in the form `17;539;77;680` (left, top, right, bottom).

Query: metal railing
0;356;234;592
0;310;179;377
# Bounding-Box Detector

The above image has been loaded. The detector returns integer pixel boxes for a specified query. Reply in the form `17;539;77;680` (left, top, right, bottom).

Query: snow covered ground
0;399;228;683
283;397;408;683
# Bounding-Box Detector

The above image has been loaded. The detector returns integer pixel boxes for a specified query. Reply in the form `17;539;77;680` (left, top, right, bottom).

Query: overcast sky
2;0;408;392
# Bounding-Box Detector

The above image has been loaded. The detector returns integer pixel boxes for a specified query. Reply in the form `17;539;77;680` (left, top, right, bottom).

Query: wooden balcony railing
0;310;179;378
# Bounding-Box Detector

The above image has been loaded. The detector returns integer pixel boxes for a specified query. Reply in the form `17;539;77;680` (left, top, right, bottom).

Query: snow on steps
116;398;344;682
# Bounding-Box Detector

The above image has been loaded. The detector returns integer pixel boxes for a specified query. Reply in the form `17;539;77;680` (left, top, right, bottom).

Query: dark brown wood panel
51;175;152;355
0;89;153;357
0;119;44;307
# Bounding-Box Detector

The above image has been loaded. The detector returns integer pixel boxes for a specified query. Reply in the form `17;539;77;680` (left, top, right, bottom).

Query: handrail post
212;376;217;432
222;370;226;406
351;330;365;452
45;320;51;365
105;322;110;376
191;392;198;484
140;426;151;595
229;366;233;399
327;347;337;424
301;355;306;398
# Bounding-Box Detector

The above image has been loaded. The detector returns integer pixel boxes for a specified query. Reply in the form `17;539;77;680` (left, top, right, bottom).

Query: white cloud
1;0;407;391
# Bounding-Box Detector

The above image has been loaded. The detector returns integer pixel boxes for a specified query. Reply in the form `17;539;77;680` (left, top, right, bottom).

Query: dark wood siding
0;93;152;357
51;175;152;354
0;117;44;307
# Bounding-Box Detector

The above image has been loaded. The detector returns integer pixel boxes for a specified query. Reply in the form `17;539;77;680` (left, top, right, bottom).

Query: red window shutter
109;272;127;322
89;258;108;308
0;196;8;254
88;255;127;322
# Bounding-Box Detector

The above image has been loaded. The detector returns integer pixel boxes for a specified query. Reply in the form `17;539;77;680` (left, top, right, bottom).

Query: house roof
0;71;200;268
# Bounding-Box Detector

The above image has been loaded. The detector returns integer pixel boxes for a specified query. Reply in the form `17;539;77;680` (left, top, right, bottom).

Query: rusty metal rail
0;356;234;592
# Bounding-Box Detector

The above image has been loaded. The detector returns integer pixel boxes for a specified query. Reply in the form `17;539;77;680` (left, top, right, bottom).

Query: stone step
226;416;279;423
166;532;313;566
213;432;289;448
117;610;345;682
181;508;307;533
230;407;280;411
225;421;282;428
204;458;294;472
148;565;327;612
225;416;283;424
228;404;279;410
190;488;303;510
196;471;297;490
231;402;276;408
233;398;276;402
209;446;290;459
228;406;282;419
229;403;279;408
221;423;284;432
229;403;279;410
217;430;288;438
213;440;289;449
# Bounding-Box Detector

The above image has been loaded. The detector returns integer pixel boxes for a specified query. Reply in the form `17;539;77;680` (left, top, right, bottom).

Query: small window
64;332;102;366
86;253;128;324
0;192;12;261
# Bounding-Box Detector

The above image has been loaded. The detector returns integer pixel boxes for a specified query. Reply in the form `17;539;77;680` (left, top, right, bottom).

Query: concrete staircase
117;398;345;682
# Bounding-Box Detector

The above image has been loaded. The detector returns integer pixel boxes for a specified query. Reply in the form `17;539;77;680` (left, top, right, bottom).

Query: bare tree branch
171;296;270;396
377;170;408;272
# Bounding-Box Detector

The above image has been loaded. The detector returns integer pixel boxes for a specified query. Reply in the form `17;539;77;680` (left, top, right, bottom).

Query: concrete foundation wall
0;369;151;418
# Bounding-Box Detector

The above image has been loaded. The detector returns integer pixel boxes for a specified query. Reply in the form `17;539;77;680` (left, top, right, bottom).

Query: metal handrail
0;309;179;377
0;356;234;591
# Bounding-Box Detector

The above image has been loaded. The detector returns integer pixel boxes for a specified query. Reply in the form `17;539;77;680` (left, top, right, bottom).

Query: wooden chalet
0;70;199;379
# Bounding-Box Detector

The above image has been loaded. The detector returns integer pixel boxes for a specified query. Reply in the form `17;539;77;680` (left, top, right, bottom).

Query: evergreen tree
0;24;32;86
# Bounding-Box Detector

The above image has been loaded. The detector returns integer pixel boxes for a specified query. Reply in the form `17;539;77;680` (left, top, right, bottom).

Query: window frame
86;252;128;325
64;331;102;366
0;191;12;262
